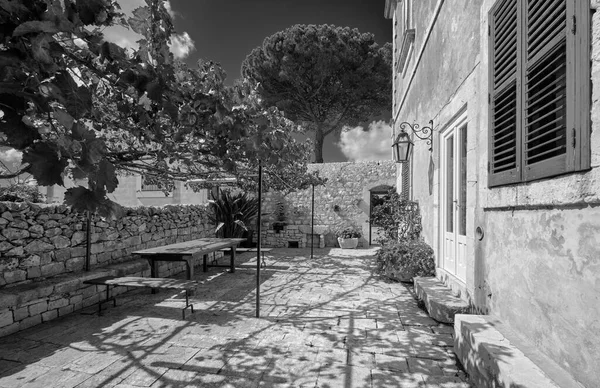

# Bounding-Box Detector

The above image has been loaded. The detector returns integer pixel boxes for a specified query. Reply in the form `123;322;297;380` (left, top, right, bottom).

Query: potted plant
337;227;361;249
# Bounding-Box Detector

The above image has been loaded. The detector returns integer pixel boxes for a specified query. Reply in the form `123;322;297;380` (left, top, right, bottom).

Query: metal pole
85;211;91;271
256;161;262;318
311;184;314;260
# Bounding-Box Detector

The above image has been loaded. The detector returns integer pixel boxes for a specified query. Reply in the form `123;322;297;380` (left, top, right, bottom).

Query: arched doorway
369;185;394;245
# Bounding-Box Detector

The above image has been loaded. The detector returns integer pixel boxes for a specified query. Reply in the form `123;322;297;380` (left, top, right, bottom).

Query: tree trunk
314;127;325;163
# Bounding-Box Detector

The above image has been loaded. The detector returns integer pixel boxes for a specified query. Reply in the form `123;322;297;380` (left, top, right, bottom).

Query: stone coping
454;315;584;388
414;276;470;323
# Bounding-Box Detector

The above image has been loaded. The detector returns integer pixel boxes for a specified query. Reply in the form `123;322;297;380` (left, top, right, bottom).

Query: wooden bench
83;276;197;319
217;248;273;268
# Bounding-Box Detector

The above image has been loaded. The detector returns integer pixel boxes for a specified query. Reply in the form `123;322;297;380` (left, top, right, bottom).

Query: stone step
454;315;585;388
414;276;470;323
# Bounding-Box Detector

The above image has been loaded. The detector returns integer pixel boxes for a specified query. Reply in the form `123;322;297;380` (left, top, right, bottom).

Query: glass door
441;121;468;282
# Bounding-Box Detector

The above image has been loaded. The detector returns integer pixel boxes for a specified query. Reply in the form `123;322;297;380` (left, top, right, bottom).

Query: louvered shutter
522;0;571;180
401;161;410;200
488;0;520;187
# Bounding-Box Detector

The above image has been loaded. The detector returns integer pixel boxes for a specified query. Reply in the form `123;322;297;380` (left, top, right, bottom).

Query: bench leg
203;254;208;272
98;285;116;316
182;289;194;319
230;247;236;273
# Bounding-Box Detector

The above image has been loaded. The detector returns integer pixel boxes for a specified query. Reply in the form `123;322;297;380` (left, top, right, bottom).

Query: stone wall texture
392;0;600;386
0;202;213;337
0;202;212;288
260;161;396;248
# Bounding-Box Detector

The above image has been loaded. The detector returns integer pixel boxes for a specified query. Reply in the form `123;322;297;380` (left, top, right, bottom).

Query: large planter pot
337;237;359;249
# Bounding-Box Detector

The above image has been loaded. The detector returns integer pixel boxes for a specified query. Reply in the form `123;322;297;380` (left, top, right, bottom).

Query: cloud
169;32;195;58
163;0;177;18
0;148;23;172
337;120;392;161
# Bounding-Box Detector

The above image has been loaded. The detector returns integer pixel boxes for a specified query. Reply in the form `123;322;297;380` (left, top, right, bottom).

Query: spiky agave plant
208;190;260;238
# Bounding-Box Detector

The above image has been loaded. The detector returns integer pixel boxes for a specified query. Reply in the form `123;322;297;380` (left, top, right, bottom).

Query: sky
105;0;393;163
1;0;393;167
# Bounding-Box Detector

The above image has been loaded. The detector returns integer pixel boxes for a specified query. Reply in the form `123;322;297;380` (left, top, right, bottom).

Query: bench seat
83;275;197;318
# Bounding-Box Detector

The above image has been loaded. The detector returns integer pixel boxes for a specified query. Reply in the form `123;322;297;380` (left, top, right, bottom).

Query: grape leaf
22;142;68;186
96;159;119;193
54;109;74;130
0;95;40;148
82;138;106;164
128;7;151;35
54;71;92;117
76;0;107;25
64;186;99;212
13;21;60;36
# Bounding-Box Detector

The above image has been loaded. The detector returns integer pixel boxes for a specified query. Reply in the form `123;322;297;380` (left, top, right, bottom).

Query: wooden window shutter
488;0;521;187
522;0;570;181
401;161;410;200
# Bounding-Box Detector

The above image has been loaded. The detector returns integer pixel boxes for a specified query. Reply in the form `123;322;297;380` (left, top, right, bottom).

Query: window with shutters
141;176;161;191
488;0;590;187
395;0;414;76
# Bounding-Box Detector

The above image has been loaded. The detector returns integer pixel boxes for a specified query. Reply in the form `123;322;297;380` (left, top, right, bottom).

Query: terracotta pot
337;237;359;249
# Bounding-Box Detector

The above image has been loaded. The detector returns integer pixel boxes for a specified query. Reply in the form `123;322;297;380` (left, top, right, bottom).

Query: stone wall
0;202;214;337
0;202;212;288
260;161;396;248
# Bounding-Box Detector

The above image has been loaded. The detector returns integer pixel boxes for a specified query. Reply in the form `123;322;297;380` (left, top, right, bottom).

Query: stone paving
0;248;472;388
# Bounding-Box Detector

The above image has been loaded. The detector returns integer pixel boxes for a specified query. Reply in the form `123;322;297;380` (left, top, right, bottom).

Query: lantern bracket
397;120;434;151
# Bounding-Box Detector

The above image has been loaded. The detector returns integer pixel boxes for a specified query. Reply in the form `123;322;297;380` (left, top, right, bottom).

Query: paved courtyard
0;248;471;388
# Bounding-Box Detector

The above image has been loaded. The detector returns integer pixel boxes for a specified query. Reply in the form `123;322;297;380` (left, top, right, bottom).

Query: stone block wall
0;202;212;288
0;202;214;337
260;161;396;248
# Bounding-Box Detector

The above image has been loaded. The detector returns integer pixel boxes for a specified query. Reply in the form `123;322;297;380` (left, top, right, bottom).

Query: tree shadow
0;247;472;388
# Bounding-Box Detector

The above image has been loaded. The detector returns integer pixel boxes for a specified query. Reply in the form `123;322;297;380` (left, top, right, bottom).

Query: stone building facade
386;0;600;386
260;161;396;248
44;175;209;208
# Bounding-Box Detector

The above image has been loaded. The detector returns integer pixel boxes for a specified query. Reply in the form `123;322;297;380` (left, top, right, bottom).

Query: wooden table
133;238;246;280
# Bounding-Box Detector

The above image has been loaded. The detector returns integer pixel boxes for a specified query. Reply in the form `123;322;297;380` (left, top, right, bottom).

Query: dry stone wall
260;161;396;248
0;202;213;337
0;202;212;287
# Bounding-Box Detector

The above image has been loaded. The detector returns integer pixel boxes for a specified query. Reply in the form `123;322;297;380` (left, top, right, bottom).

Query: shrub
208;190;259;238
370;188;422;244
0;183;44;203
375;239;435;282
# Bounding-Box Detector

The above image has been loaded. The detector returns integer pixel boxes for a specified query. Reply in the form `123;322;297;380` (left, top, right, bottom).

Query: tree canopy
242;24;393;163
0;0;323;217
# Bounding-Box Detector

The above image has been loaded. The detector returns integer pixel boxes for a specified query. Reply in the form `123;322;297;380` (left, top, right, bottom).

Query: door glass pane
446;135;454;233
459;125;467;236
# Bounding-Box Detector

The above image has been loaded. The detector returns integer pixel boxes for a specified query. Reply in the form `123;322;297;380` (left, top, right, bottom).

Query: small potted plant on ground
337;227;361;249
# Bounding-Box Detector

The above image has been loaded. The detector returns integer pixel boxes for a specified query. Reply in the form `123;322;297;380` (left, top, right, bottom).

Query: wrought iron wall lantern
392;120;434;163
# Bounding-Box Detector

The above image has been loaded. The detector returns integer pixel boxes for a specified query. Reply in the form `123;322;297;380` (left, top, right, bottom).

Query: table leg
203;254;208;272
147;257;158;294
230;247;236;273
185;258;194;280
147;257;156;278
